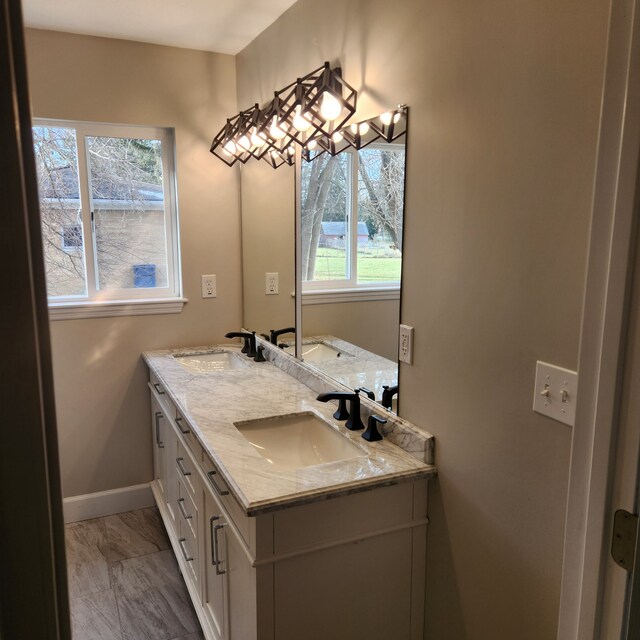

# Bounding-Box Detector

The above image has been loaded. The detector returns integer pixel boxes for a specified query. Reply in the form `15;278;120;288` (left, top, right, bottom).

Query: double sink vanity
144;335;435;640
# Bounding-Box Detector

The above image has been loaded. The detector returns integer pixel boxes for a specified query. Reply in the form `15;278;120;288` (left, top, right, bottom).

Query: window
32;120;183;319
300;143;405;300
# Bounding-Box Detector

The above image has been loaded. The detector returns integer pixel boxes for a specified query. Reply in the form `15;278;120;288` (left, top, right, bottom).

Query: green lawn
312;247;401;282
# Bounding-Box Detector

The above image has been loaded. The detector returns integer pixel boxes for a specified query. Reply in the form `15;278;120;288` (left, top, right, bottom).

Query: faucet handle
362;415;387;442
355;387;375;401
254;345;266;362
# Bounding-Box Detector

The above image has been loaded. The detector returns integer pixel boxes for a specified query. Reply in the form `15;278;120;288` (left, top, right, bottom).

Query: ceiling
21;0;299;55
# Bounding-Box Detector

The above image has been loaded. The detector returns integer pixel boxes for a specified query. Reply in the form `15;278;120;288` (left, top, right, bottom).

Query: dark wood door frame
0;0;71;637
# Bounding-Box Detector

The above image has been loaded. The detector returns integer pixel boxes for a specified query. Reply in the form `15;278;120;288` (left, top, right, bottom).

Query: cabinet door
150;395;166;495
203;491;228;640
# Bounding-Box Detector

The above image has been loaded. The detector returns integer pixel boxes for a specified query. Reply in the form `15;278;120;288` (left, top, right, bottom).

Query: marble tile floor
65;507;204;640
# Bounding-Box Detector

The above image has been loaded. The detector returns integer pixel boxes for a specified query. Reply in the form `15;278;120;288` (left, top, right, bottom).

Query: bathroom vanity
144;340;435;640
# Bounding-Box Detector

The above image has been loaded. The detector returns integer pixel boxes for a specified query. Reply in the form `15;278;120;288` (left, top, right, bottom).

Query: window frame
33;118;185;319
301;142;404;302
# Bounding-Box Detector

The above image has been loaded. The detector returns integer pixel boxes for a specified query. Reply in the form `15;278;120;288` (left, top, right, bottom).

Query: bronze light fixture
302;106;408;162
209;61;359;169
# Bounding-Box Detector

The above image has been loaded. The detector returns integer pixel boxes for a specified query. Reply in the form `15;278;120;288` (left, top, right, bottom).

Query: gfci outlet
266;272;279;295
533;361;578;427
201;274;216;298
399;324;414;364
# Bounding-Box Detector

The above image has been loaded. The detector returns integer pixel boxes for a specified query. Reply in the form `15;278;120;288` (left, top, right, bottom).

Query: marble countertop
143;345;435;516
282;335;398;404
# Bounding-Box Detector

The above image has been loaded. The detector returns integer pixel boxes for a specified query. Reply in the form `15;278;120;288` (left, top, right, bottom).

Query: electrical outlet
266;272;279;295
201;274;216;298
399;324;413;364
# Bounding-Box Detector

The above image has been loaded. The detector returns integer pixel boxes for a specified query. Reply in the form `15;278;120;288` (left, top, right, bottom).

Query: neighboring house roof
38;165;163;204
321;221;368;236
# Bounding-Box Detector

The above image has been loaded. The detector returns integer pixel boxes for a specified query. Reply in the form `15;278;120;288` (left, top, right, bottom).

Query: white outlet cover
399;324;413;364
533;361;578;427
201;274;216;298
266;272;279;295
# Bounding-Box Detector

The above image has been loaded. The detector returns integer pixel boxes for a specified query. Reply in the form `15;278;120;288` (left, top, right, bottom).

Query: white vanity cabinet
150;392;178;533
148;378;428;640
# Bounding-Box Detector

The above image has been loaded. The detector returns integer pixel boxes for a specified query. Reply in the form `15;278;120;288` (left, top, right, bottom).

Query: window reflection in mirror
301;144;405;291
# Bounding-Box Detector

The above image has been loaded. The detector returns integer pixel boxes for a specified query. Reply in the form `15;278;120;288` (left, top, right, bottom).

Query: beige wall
240;159;296;335
302;300;399;361
236;1;610;638
25;29;243;498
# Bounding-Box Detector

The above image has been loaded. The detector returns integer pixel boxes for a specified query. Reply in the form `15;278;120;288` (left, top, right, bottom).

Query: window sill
302;287;400;305
48;297;187;320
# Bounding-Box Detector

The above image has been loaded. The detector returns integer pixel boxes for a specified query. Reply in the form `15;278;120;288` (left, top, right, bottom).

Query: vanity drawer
174;409;204;461
177;473;199;541
177;515;199;590
202;455;250;547
176;441;198;499
149;370;167;398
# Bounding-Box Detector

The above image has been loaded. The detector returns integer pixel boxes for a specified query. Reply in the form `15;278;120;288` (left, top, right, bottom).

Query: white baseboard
63;482;155;523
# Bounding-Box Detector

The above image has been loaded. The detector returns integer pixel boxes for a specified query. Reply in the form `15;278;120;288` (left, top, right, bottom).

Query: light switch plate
533;361;578;427
201;274;216;298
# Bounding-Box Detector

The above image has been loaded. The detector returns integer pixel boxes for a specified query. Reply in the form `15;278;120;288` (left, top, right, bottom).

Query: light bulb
269;117;286;140
350;124;358;134
380;112;393;126
287;145;295;155
393;112;401;123
223;140;237;154
306;139;317;150
320;92;342;121
250;128;266;147
237;135;250;150
332;131;344;143
359;122;370;135
292;106;312;132
270;149;279;157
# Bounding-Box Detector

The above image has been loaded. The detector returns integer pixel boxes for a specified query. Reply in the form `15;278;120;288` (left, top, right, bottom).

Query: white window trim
48;297;188;321
302;286;400;305
301;142;405;294
34;118;183;316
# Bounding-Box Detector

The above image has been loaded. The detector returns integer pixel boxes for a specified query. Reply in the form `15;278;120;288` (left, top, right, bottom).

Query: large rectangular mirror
240;108;407;414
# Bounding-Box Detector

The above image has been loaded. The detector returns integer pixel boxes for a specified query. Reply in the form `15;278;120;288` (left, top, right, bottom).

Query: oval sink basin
174;351;248;373
282;342;353;362
234;413;365;469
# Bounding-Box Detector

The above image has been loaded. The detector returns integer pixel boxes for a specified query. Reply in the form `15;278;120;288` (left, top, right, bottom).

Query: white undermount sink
174;351;248;373
234;412;364;469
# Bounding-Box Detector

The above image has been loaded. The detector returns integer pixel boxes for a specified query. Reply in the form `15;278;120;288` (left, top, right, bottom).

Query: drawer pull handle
153;383;165;395
176;457;191;477
210;515;220;567
178;537;193;562
154;412;164;448
175;416;190;435
178;498;192;520
212;518;226;575
207;470;229;496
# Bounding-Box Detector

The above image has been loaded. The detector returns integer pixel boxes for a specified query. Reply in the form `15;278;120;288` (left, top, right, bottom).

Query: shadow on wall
425;478;467;639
